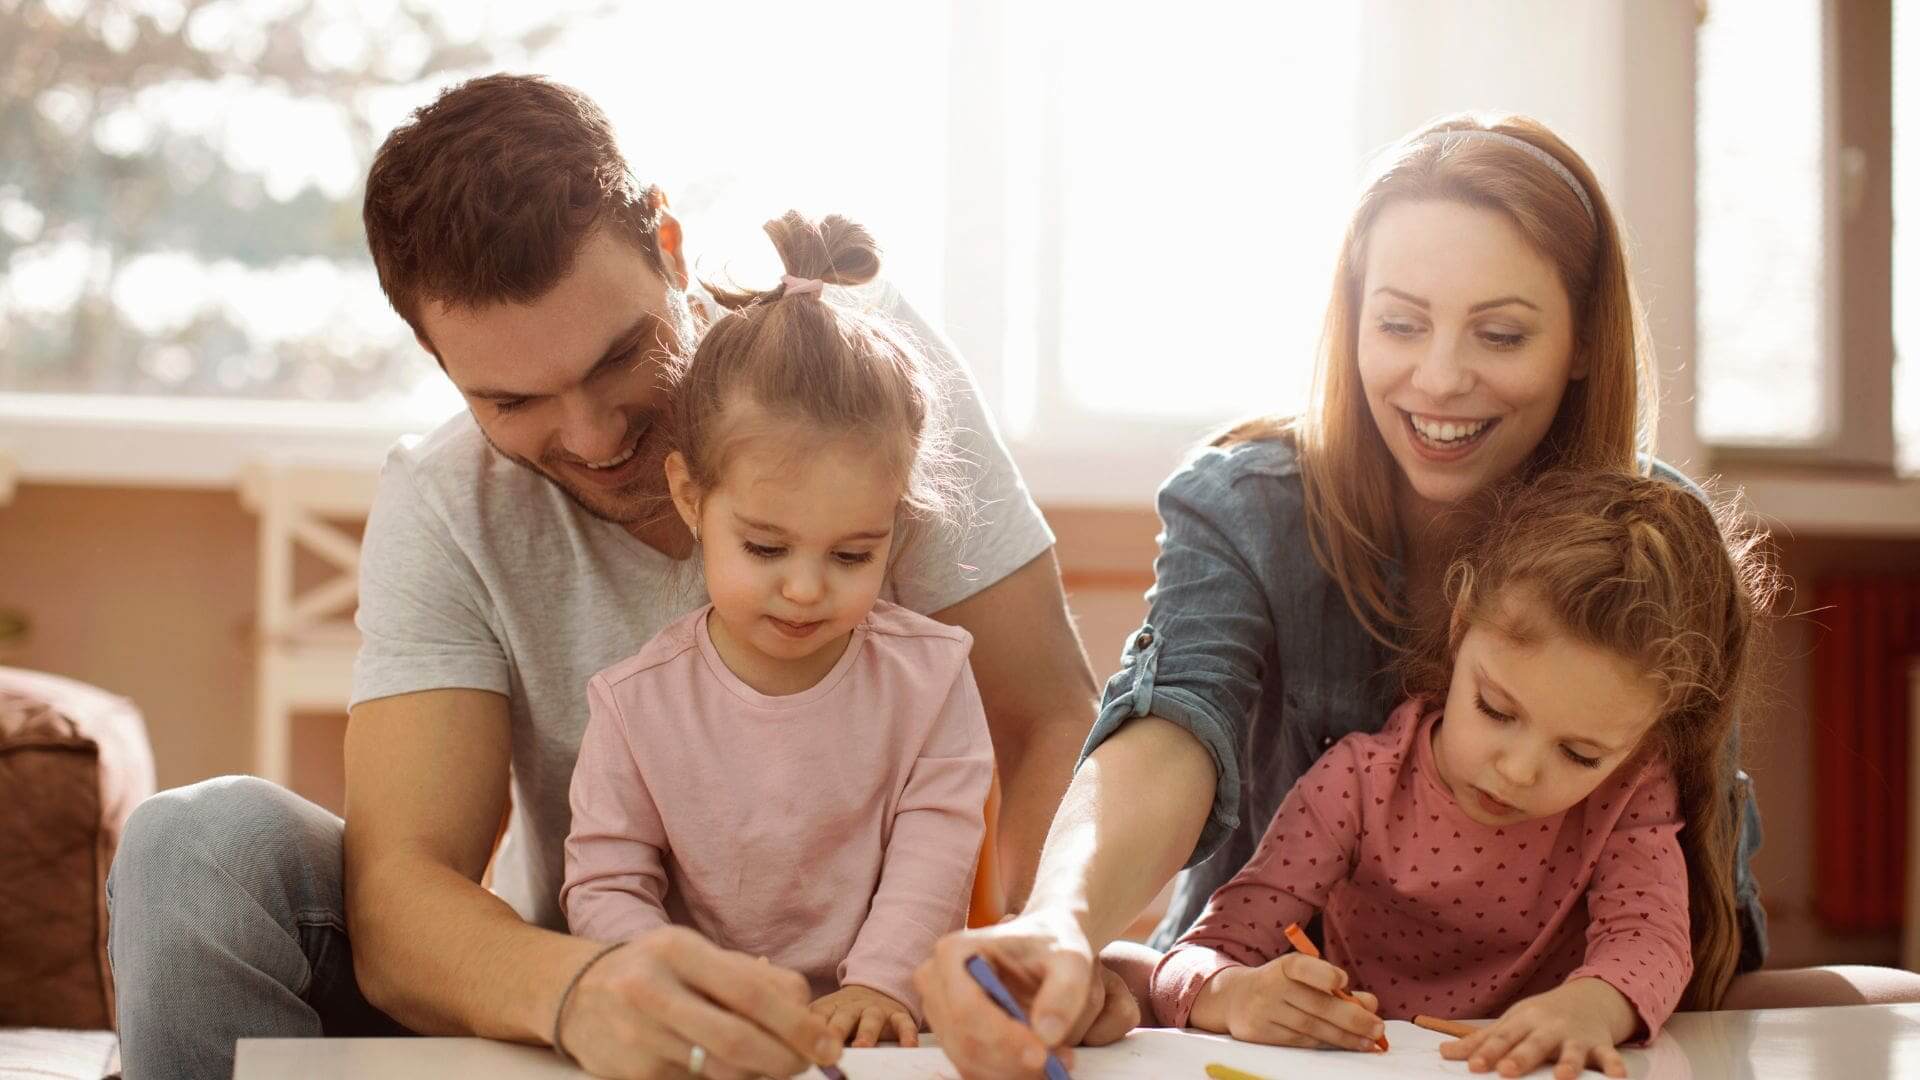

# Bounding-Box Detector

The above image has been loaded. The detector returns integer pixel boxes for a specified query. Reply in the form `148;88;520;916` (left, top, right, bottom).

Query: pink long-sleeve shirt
1153;699;1692;1039
561;600;994;1020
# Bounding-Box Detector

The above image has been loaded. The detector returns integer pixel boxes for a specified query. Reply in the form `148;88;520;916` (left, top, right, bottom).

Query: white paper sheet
806;1022;1658;1079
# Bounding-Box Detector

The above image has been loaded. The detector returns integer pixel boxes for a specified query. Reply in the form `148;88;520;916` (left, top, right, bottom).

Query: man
106;74;1125;1080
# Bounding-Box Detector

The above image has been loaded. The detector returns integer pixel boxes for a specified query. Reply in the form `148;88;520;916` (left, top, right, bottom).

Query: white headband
1423;129;1596;224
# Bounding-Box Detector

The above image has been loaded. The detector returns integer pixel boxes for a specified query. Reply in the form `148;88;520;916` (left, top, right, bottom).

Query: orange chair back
967;769;1006;927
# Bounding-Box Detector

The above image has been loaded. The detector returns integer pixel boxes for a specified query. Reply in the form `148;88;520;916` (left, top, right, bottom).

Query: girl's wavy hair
1399;469;1777;1011
665;211;971;567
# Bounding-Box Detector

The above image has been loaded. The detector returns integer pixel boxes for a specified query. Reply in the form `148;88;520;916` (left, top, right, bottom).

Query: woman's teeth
1409;414;1492;446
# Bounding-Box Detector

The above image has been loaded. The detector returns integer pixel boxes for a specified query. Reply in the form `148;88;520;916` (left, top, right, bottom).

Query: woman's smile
1402;409;1500;460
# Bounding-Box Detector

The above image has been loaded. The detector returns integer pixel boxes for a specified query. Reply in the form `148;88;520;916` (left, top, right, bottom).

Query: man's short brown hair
363;73;665;342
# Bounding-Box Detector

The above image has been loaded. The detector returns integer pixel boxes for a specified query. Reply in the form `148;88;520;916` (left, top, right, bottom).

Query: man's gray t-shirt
350;282;1054;930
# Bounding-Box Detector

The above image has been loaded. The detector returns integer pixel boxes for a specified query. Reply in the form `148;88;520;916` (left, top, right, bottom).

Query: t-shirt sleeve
350;448;510;707
1150;738;1364;1028
1567;761;1693;1042
867;282;1054;615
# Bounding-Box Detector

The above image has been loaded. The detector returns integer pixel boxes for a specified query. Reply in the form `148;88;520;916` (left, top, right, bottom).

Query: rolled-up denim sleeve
1733;768;1768;970
1730;711;1768;970
1080;451;1279;868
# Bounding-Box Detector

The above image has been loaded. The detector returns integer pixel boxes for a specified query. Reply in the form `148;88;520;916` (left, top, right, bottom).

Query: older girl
1160;470;1768;1078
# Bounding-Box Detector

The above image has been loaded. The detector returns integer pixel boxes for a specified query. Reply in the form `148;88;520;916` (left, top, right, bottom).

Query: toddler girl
561;211;993;1049
1152;469;1770;1080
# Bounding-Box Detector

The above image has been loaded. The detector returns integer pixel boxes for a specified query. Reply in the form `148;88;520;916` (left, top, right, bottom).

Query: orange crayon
1281;923;1388;1051
1413;1014;1482;1039
1416;1013;1607;1074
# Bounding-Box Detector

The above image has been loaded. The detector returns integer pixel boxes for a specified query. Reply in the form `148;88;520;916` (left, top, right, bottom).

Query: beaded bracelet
551;941;627;1063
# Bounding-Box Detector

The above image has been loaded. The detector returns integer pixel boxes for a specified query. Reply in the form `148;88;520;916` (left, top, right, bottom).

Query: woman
914;113;1920;1079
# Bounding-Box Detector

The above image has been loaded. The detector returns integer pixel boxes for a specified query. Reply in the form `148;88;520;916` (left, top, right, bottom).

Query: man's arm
931;547;1098;908
343;687;591;1038
342;688;840;1077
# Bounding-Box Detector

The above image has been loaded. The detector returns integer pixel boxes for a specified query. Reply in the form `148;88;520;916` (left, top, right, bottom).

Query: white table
237;1002;1920;1079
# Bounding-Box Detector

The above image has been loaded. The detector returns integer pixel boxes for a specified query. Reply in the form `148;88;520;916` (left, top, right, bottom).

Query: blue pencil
964;955;1073;1080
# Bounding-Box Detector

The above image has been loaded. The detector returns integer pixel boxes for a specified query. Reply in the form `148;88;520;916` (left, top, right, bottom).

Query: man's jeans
106;776;409;1080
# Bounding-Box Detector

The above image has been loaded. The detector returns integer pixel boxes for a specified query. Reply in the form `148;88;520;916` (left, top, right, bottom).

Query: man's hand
914;911;1140;1079
812;984;919;1048
558;928;840;1080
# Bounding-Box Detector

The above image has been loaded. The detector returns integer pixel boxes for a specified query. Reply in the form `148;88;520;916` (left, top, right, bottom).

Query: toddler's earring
689;524;700;544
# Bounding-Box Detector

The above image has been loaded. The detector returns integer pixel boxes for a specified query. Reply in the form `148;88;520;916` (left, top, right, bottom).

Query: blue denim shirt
1083;438;1768;972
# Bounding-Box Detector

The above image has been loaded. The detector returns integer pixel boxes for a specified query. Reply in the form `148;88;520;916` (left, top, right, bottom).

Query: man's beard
482;289;699;529
485;418;673;525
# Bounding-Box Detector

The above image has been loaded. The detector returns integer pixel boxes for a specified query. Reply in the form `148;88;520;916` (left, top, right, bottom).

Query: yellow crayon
1205;1064;1275;1080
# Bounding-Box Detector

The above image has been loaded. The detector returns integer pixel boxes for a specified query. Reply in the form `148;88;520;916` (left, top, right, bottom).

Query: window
914;4;1366;500
1046;6;1359;422
1695;0;1828;445
3;1;1371;498
0;1;950;426
33;5;1905;501
1696;0;1917;473
0;0;540;417
585;5;952;330
984;5;1362;440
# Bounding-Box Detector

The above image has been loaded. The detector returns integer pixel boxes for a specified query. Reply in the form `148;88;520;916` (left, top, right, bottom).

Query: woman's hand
1439;977;1637;1078
913;910;1139;1079
1189;953;1384;1052
811;984;919;1048
556;927;840;1080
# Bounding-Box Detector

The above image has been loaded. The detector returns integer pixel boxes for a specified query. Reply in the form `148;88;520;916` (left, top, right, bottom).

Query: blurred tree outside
0;0;579;404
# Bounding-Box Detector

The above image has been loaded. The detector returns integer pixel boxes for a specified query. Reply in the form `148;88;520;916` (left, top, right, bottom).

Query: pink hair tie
780;274;826;298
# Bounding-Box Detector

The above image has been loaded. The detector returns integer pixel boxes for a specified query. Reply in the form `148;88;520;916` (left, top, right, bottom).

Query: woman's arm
913;716;1213;1080
918;448;1297;1079
1028;716;1216;950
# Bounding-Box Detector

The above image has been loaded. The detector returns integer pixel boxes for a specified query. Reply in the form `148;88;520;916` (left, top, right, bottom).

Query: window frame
0;392;419;488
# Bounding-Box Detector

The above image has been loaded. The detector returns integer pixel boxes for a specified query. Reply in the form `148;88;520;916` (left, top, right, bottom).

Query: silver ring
687;1043;707;1076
